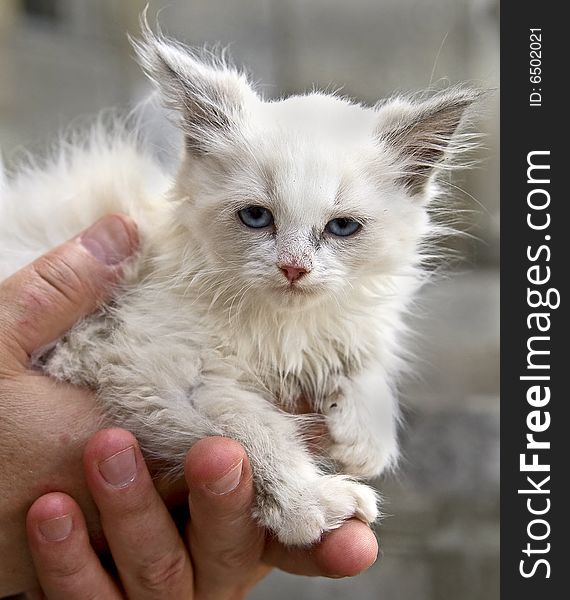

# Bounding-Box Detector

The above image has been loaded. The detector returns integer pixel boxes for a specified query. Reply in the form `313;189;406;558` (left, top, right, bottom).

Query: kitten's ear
374;88;482;196
132;20;256;153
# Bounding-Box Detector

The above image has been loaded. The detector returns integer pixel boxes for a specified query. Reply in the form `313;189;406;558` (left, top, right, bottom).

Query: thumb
0;214;138;372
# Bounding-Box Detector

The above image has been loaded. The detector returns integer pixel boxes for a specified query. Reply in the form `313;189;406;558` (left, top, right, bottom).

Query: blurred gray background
0;1;499;598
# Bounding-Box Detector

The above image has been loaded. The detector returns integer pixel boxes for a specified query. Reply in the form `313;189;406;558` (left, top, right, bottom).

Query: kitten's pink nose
279;264;308;283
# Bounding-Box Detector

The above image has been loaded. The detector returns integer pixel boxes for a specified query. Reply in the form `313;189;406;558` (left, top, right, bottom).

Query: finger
84;429;194;600
26;492;121;599
0;214;138;372
263;519;378;578
185;437;268;600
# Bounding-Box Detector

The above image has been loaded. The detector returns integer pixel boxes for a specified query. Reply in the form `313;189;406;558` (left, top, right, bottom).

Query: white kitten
0;24;480;545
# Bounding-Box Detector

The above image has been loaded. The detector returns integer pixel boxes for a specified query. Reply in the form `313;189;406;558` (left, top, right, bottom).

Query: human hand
0;212;378;597
0;214;139;595
26;429;378;599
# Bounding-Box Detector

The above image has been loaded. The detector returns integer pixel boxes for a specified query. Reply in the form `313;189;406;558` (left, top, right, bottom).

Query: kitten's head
134;27;480;310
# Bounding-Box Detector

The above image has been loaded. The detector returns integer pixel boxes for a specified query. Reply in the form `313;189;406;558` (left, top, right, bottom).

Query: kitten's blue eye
238;206;274;229
325;218;361;237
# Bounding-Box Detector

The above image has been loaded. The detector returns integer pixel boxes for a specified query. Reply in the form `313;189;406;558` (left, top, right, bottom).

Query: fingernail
38;514;72;542
79;215;136;265
98;446;137;488
206;459;243;495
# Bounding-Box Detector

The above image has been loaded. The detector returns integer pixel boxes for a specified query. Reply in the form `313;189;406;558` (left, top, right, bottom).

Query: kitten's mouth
269;277;322;302
285;285;307;295
280;282;318;297
275;283;326;309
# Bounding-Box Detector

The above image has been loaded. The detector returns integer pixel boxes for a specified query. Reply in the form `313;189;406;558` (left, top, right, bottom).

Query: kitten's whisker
227;280;257;324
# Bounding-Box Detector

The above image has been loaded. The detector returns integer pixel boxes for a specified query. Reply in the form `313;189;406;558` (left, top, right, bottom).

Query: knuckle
31;253;88;307
135;550;188;592
216;546;254;571
46;553;91;584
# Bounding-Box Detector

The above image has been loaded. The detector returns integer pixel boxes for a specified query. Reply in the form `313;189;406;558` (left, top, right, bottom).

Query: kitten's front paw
254;476;379;546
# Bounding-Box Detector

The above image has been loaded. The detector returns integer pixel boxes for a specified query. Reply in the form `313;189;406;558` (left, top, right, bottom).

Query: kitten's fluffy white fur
0;24;480;545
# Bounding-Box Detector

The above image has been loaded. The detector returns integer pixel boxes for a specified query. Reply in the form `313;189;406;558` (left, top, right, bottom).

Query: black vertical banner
501;2;566;598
